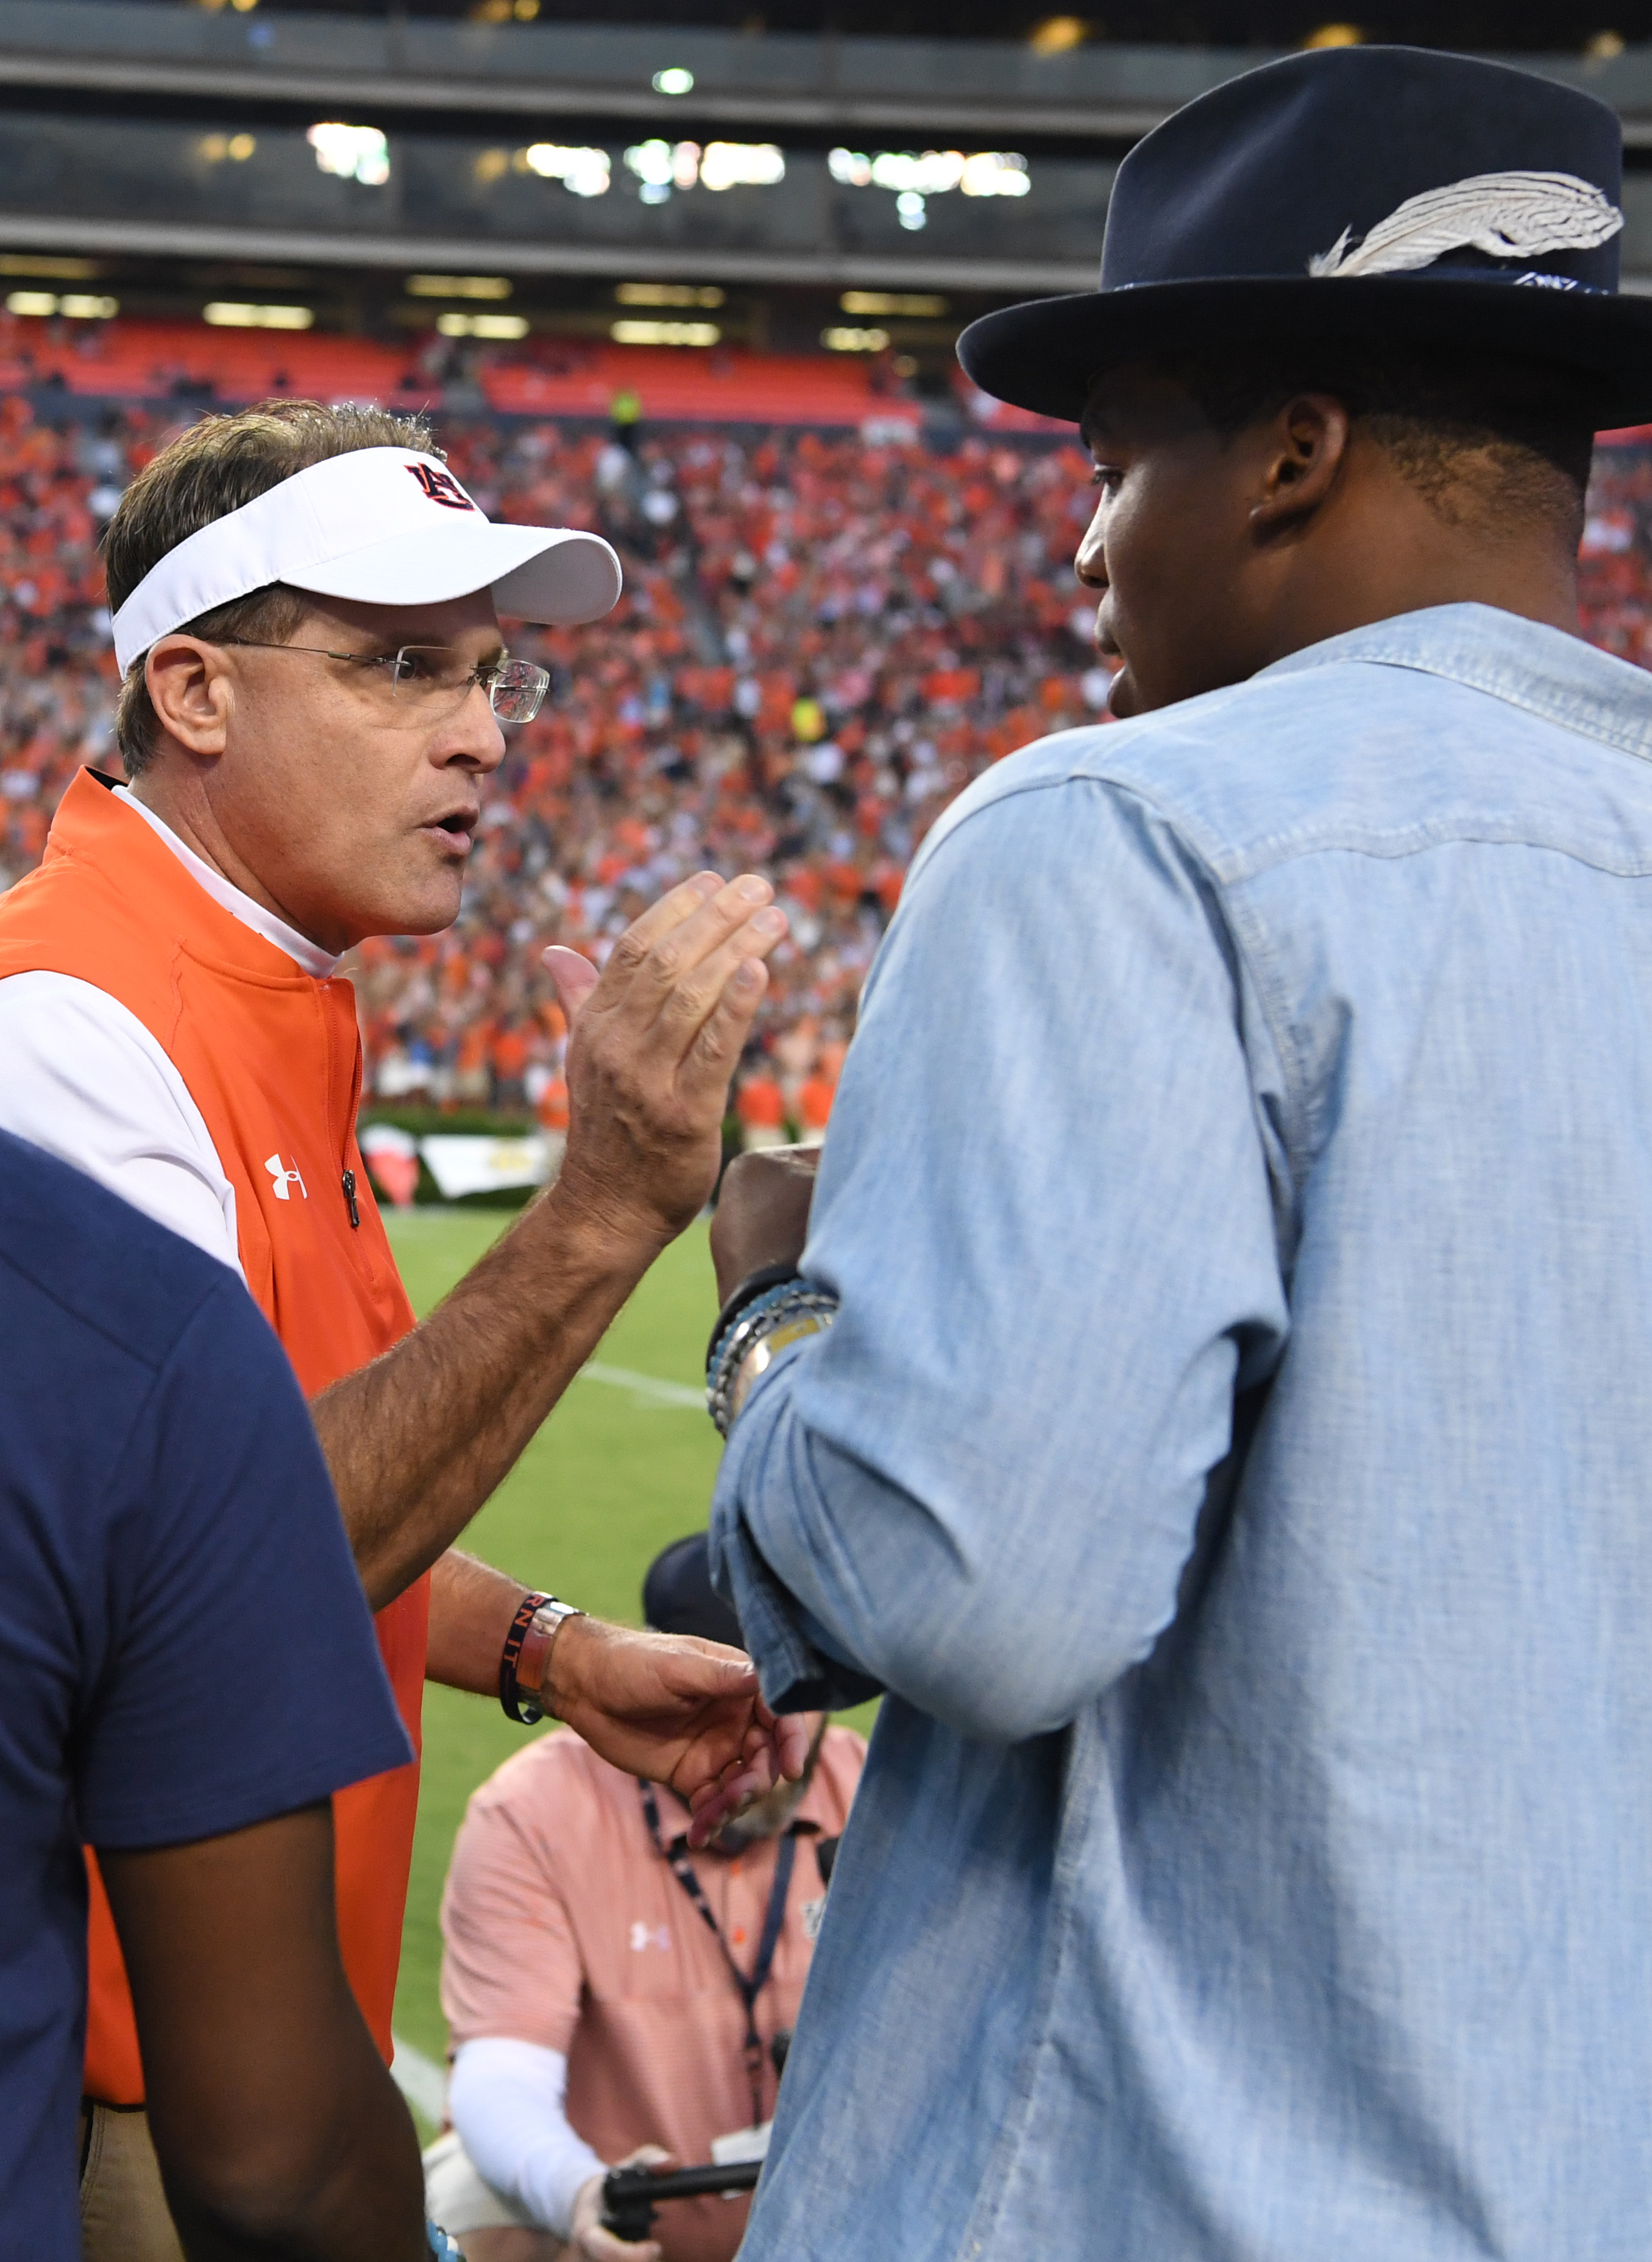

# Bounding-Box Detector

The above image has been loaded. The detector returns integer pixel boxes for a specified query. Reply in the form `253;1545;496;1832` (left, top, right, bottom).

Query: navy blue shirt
0;1129;412;2258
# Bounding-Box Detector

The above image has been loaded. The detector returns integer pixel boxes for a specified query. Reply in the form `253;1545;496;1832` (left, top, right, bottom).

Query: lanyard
639;1780;798;2127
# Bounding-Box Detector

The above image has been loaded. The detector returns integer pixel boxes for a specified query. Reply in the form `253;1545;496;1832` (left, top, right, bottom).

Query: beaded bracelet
704;1260;807;1374
707;1274;799;1380
707;1278;839;1438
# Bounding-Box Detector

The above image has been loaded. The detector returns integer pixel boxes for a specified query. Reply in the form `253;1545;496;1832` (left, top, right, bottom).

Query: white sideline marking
580;1360;704;1410
391;2033;447;2124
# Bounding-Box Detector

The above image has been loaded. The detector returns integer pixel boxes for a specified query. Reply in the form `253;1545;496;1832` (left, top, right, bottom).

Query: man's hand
316;869;787;1616
548;871;788;1258
548;1616;810;1848
710;1145;821;1305
569;2147;673;2262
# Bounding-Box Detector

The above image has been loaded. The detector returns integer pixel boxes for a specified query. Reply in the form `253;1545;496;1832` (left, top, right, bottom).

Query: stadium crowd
0;391;1648;1140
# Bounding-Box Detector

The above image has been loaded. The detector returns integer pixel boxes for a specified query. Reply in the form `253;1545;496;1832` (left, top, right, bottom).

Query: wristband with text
499;1592;586;1726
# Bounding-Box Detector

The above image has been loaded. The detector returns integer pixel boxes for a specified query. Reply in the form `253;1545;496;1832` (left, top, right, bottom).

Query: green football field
382;1205;871;2076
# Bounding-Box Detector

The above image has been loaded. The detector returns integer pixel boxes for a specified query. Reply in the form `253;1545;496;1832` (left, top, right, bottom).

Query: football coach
0;400;800;2257
707;44;1652;2262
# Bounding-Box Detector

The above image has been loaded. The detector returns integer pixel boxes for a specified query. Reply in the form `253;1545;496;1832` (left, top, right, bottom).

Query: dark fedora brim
958;275;1652;432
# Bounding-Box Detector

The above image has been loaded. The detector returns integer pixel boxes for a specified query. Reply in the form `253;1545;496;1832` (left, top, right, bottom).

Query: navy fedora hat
959;45;1652;430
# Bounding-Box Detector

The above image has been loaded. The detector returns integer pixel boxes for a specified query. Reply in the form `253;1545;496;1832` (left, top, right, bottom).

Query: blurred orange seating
0;317;910;428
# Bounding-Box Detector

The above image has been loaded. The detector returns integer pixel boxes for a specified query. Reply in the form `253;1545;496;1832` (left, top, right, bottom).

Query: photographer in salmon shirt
430;1535;865;2262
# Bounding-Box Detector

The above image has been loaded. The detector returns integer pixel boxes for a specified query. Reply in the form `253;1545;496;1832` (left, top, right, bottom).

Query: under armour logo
629;1921;671;1952
265;1154;308;1202
405;463;476;511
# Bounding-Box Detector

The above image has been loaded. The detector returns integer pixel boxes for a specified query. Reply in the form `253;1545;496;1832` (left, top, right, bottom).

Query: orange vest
0;769;427;2102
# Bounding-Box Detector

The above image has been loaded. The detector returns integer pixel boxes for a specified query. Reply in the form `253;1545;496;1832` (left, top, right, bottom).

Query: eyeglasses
222;640;550;725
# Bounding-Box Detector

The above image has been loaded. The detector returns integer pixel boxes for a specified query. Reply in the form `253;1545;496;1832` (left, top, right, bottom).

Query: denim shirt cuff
713;1516;881;1712
709;1355;884;1714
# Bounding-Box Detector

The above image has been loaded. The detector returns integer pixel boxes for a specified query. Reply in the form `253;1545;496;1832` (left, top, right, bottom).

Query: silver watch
515;1597;586;1724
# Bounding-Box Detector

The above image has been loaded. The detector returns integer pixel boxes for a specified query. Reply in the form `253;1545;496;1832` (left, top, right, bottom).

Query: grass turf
384;1206;875;2068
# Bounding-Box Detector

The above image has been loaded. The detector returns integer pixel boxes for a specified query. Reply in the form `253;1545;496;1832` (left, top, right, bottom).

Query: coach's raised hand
311;873;785;1715
548;869;788;1252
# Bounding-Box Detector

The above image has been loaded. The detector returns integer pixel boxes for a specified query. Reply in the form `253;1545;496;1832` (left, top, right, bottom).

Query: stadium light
611;319;720;347
616;282;726;307
623;141;784;201
520;144;611;197
197;133;257;164
307;123;390;187
823;326;890;352
702;143;785;192
1029;16;1086;54
841;291;948;317
436;311;530;339
626;140;698;195
653;67;695;94
0;255;101;280
5;291;117;319
961;153;1030;197
407;274;513;299
203;302;313;328
828;146;1029;232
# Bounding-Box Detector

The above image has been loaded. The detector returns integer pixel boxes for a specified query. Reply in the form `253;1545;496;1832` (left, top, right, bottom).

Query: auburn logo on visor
405;463;476;511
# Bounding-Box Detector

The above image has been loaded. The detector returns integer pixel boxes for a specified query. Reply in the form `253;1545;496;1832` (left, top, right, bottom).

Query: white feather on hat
1308;168;1623;280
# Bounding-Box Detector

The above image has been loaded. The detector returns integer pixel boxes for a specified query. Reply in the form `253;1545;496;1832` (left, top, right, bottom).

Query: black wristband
706;1262;805;1372
499;1590;551;1725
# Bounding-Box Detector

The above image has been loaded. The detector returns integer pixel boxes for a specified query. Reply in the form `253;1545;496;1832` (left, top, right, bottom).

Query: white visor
110;446;623;675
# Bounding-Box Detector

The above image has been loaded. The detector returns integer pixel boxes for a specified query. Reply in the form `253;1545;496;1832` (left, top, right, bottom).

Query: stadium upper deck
2;0;1652;374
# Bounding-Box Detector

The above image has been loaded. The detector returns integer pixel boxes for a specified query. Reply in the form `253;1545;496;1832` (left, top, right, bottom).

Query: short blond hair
104;399;439;777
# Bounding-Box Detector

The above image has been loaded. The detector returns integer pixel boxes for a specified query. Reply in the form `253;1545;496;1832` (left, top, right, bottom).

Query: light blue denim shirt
711;604;1652;2261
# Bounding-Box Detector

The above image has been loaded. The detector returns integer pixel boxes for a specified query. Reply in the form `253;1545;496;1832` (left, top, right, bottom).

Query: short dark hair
1151;344;1596;540
104;399;439;777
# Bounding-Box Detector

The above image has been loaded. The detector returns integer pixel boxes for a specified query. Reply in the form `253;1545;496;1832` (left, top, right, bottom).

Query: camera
601;2026;795;2242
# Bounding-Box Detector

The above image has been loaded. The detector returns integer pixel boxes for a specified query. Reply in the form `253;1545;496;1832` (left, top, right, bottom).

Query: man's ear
144;636;233;760
1250;392;1351;540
